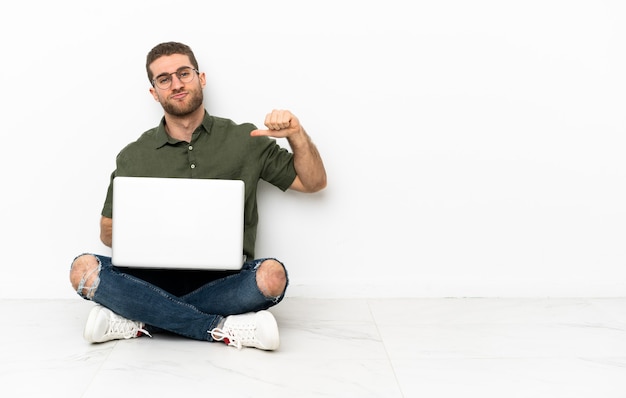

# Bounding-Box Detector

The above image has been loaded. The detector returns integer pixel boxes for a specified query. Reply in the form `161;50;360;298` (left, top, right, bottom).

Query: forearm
287;128;327;193
100;216;113;247
251;109;327;192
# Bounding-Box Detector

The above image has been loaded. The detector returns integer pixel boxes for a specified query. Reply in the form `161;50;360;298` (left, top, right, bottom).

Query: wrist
286;127;309;147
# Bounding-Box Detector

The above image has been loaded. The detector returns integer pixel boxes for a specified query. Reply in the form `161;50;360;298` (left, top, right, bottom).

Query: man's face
149;54;206;117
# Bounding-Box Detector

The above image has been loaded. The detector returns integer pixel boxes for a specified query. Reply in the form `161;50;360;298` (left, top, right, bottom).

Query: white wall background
1;0;625;299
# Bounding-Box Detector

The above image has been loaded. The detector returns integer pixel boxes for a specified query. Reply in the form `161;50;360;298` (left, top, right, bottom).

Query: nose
170;73;185;89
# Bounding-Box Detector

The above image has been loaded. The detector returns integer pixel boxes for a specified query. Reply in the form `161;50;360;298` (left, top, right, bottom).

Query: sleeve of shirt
100;135;151;219
257;138;297;191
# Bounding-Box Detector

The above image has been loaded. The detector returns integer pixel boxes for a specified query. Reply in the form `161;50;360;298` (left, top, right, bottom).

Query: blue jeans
72;254;288;341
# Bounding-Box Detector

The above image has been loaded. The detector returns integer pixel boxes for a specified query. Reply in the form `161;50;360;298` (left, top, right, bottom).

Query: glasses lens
177;67;195;83
155;74;172;89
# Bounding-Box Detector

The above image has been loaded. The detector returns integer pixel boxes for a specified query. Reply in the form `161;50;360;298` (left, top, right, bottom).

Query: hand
250;109;302;139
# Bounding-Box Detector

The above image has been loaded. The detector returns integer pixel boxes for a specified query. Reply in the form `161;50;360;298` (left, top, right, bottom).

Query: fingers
264;109;299;131
250;109;301;138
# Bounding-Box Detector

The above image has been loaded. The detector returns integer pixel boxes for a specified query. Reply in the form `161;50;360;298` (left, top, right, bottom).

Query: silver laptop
111;176;245;270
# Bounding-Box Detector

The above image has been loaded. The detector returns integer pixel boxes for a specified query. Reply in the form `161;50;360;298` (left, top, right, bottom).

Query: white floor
1;297;625;397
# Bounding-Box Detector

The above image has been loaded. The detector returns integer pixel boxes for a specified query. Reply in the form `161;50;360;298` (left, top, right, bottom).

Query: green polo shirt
102;110;297;260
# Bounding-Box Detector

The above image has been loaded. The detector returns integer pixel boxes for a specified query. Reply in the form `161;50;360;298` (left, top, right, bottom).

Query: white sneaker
83;305;150;343
210;310;279;350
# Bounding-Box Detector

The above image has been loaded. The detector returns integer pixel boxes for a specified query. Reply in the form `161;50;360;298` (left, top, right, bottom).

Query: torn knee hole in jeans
74;259;101;300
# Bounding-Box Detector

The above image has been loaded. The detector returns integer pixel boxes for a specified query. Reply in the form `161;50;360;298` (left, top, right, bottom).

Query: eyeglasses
152;66;199;89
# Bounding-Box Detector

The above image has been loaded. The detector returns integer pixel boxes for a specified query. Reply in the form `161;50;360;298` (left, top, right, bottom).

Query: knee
256;259;287;298
69;254;101;298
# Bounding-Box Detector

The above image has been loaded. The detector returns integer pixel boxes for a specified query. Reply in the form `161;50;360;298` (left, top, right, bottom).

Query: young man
69;42;326;350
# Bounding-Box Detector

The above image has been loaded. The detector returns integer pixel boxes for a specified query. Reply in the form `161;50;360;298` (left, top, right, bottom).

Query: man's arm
100;216;113;247
251;109;327;193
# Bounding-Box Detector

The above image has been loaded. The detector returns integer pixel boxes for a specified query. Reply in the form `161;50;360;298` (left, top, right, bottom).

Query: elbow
290;173;327;193
307;175;327;193
315;176;328;192
100;216;113;248
100;232;112;248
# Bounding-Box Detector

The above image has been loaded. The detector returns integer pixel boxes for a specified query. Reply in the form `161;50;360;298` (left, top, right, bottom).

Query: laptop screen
111;177;245;270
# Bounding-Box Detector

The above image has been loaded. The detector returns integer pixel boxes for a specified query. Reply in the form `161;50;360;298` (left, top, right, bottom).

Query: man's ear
149;87;159;101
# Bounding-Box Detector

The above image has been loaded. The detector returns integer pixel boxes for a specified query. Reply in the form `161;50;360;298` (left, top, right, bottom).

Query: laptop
111;176;245;270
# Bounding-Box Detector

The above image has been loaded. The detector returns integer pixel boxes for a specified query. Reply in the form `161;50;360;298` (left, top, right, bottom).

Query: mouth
170;92;188;101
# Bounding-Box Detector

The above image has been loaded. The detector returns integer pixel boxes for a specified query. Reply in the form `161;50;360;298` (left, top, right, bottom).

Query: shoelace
210;324;257;350
106;313;152;339
211;328;241;349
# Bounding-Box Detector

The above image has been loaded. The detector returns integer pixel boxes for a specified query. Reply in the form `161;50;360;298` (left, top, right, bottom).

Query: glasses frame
152;66;199;90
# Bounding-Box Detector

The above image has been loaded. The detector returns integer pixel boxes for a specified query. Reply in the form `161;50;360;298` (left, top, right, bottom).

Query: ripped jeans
71;254;288;341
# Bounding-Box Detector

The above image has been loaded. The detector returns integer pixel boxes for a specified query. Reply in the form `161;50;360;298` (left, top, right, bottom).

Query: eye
178;70;191;78
157;75;171;85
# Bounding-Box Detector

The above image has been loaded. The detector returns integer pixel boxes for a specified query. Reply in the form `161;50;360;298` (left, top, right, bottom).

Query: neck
164;107;205;142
